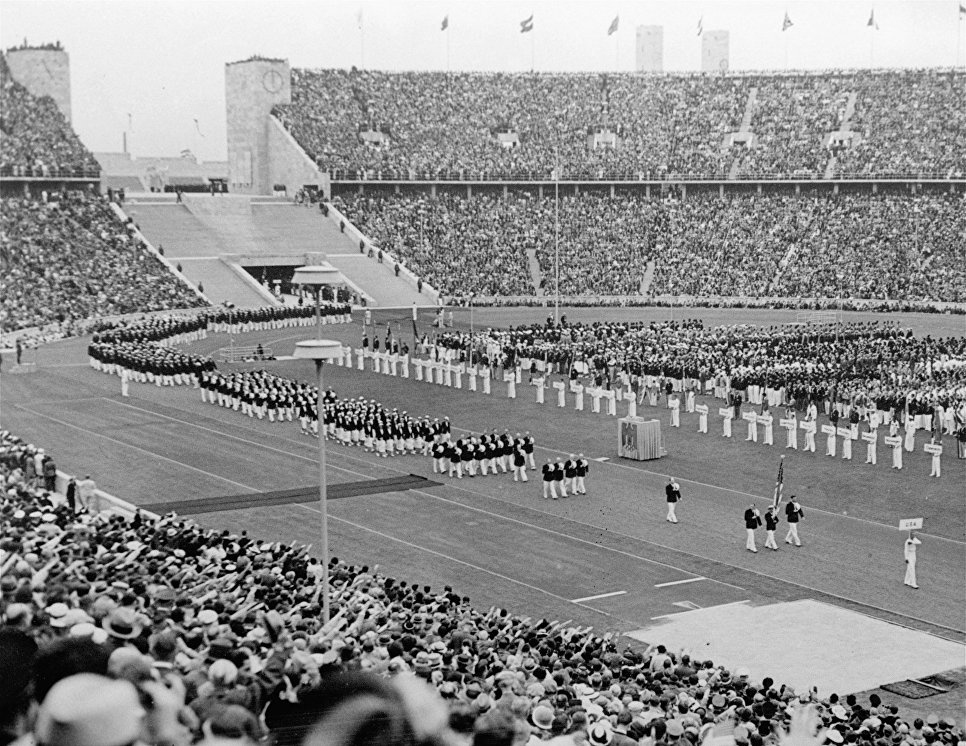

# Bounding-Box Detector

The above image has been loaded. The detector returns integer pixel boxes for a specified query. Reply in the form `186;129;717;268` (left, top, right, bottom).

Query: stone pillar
6;47;72;122
225;57;292;194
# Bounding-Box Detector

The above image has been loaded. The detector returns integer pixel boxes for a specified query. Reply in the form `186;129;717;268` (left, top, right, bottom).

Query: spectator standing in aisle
903;532;921;589
745;504;762;552
665;478;681;523
785;497;804;546
764;506;780;551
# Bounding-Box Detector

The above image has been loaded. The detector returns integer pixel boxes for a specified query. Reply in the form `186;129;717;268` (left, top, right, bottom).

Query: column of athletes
347;337;958;479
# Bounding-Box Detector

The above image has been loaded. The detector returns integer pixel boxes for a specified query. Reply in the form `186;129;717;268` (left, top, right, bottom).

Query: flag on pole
960;3;966;16
771;457;785;510
782;11;793;30
356;8;363;30
696;16;704;36
520;14;534;33
867;9;878;28
608;15;619;35
441;15;448;31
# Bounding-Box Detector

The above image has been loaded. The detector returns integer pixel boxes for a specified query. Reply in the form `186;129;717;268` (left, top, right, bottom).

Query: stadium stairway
739;87;758;132
183;194;265;256
124;198;273;308
526;249;544;297
322;204;435;307
639;260;656;296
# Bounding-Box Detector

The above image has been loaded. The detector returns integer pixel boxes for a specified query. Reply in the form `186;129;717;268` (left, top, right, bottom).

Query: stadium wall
267;115;330;198
5;47;72;122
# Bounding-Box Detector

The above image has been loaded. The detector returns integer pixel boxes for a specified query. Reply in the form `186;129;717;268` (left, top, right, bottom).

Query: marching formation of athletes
81;306;935;587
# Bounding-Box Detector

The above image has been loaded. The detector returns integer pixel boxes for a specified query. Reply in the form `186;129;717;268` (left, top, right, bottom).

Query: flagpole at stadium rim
554;147;560;325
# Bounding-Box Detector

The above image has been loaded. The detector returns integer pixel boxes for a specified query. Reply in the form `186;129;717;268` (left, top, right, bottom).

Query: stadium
1;2;964;745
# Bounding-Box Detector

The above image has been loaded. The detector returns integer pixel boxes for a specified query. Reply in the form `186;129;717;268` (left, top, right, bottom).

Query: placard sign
898;518;923;530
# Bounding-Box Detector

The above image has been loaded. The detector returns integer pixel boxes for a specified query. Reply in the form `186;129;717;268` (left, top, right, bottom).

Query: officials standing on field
665;478;681;523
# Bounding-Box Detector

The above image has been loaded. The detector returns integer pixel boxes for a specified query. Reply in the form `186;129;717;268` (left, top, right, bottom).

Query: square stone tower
635;26;663;72
6;45;72;121
701;31;730;72
225;57;292;194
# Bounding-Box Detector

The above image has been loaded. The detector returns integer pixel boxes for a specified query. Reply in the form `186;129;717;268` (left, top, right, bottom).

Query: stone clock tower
225;57;292;194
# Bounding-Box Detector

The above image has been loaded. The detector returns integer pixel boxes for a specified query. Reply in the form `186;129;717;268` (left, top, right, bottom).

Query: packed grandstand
273;68;965;181
1;35;965;746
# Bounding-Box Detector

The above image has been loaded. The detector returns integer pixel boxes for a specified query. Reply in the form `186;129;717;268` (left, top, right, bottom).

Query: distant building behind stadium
636;26;664;72
702;31;730;72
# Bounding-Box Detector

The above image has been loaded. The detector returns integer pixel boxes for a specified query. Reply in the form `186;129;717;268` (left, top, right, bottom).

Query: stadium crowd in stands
334;192;966;303
0;52;100;177
2;191;205;332
274;68;964;181
4;424;965;745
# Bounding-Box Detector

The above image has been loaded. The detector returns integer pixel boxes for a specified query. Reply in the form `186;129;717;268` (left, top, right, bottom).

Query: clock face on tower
262;70;284;93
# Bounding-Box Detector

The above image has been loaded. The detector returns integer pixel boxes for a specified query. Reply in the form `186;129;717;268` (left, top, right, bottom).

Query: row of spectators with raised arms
1;190;207;333
333;192;966;302
273;68;965;181
4;428;964;746
0;52;100;178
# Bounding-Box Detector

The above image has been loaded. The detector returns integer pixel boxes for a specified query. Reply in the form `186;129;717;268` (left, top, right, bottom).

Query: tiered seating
4;422;964;743
274;68;964;180
0;53;100;177
335;192;966;304
835;69;966;178
1;192;206;332
733;74;852;178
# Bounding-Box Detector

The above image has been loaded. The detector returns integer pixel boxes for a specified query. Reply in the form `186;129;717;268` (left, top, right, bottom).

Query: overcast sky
1;0;962;162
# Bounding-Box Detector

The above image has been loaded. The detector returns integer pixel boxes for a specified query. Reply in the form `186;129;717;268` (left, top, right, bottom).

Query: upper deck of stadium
272;67;965;183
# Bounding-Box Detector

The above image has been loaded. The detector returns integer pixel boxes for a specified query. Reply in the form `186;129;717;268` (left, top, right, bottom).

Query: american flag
772;457;785;510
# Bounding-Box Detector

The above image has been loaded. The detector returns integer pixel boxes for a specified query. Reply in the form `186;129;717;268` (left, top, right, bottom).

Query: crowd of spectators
334;191;966;303
1;190;206;333
332;193;535;296
835;70;966;179
732;75;852;179
273;68;963;181
5;422;964;745
0;52;100;178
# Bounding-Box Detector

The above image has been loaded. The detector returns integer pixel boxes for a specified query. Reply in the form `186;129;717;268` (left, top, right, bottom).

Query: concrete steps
124;202;270;307
183;195;264;255
325;254;427;307
171;257;269;307
739;87;758;132
639;260;656;296
526;249;544;297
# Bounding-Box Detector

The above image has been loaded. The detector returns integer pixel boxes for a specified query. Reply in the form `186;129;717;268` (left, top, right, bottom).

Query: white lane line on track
9;404;258;493
655;577;708;588
89;397;966;637
570;591;627;604
101;399;749;589
650;599;750;621
295;503;618;620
